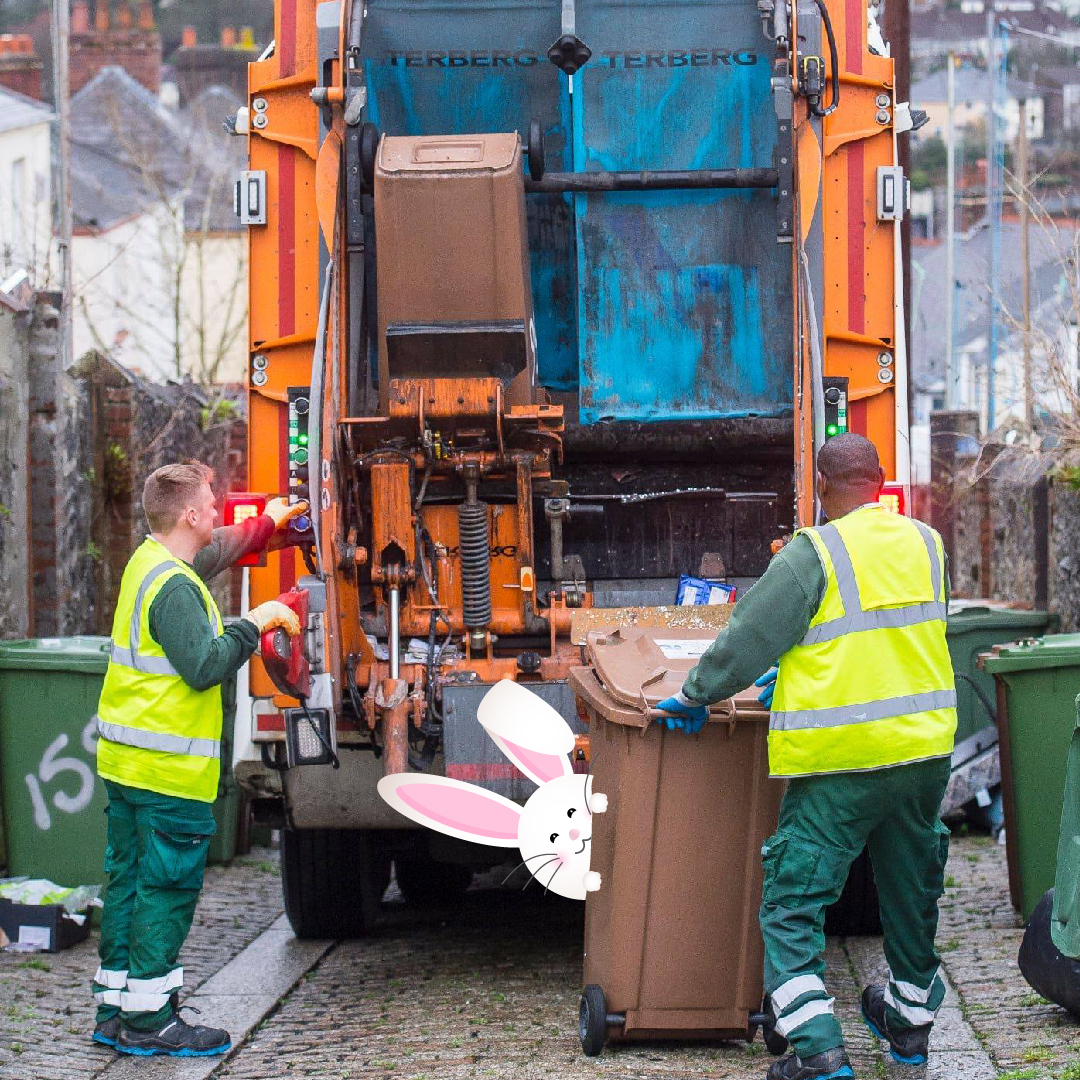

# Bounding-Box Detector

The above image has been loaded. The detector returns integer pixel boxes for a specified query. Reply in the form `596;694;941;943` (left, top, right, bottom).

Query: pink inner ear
500;737;567;784
397;783;519;840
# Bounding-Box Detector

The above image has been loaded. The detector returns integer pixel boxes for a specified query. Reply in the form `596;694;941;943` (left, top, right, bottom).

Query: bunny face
377;679;607;902
517;773;598;900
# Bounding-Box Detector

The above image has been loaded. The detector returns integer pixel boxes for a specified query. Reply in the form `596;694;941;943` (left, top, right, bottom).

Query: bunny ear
377;774;521;848
477;680;576;787
486;733;573;786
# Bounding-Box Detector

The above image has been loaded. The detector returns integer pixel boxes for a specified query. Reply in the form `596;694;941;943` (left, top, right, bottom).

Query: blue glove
754;666;778;709
655;694;709;735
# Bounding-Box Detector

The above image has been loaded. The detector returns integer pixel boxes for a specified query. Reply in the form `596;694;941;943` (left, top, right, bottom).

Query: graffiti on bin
24;716;98;831
379;681;609;901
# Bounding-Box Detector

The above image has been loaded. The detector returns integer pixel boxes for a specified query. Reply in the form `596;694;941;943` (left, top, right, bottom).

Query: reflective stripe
913;520;943;602
94;966;128;989
771;689;958;732
801;601;949;645
120;991;172;1013
126;968;183;994
771;974;828;1013
127;560;179;672
109;644;179;677
773;997;836;1037
94;989;122;1006
885;986;937;1026
816;523;861;614
96;717;220;759
889;969;940;1005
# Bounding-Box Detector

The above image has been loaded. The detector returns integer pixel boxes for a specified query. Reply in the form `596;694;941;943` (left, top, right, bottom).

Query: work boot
117;1012;231;1057
765;1047;854;1080
861;984;931;1065
91;1016;120;1048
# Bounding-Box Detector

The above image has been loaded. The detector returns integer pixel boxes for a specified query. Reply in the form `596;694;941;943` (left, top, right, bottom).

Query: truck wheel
824;847;882;936
281;828;391;939
393;855;473;906
579;984;608;1056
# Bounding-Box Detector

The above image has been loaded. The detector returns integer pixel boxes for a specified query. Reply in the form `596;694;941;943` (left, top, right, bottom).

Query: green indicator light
298;433;308;445
826;424;839;436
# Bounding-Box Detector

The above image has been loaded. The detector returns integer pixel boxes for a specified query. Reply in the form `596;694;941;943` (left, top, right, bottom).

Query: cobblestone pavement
4;836;1080;1080
0;849;283;1080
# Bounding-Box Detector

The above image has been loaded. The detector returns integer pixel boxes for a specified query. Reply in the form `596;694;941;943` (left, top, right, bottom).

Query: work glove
655;693;709;735
264;497;310;530
243;600;301;637
755;666;778;709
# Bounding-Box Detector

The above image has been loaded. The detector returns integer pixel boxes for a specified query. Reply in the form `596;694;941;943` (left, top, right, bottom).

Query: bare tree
72;81;246;388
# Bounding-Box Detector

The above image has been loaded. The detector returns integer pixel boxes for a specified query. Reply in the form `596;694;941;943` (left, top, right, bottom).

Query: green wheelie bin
0;637;112;887
982;634;1080;921
0;637;241;887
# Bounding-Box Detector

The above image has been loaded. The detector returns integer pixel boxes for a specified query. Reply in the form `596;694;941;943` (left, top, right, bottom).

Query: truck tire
394;854;473;906
281;828;391;939
824;847;882;936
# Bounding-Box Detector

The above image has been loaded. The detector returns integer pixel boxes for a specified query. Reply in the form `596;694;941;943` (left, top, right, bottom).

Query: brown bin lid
579;625;767;726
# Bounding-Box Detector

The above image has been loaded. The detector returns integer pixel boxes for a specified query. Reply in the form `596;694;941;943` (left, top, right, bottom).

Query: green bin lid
947;603;1052;630
0;636;111;673
980;633;1080;675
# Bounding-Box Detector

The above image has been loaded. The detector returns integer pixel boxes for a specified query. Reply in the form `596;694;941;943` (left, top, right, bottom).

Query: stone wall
0;292;31;639
0;289;249;640
932;412;1079;629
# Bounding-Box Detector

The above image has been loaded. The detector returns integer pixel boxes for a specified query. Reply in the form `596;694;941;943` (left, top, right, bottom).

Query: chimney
181;26;197;47
221;26;237;47
0;34;45;100
72;1;91;34
70;0;162;95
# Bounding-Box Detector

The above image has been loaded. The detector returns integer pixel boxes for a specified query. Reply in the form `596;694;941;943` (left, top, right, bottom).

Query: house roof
912;7;1080;44
70;65;243;234
912;66;1042;103
911;220;1077;389
0;84;53;135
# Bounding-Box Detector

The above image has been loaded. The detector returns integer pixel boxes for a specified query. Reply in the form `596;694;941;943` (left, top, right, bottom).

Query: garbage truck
227;0;913;936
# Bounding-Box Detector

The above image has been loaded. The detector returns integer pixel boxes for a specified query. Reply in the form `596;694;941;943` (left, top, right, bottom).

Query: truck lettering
382;49;758;71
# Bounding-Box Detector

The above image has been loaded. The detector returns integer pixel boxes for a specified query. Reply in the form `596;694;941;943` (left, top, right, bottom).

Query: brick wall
0;35;44;100
9;319;250;640
70;1;161;96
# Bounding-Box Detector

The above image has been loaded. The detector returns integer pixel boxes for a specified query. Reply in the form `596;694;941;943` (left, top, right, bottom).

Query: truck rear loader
227;0;912;939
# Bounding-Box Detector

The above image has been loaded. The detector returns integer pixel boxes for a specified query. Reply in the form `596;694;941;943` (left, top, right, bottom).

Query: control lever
260;588;311;698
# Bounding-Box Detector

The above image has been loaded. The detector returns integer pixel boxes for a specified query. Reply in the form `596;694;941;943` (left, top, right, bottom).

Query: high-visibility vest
769;506;957;778
95;537;225;802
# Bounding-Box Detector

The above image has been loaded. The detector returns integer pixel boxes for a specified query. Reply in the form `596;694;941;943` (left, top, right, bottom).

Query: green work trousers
760;756;951;1058
92;779;216;1030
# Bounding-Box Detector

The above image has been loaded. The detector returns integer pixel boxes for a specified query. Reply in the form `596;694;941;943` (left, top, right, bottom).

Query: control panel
288;386;313;533
822;376;849;438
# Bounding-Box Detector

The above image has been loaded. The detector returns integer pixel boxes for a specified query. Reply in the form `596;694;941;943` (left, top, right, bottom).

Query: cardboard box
0;897;91;952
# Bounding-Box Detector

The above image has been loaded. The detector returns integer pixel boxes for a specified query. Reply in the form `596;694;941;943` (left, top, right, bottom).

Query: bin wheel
527;119;545;181
751;996;789;1056
763;1018;789;1056
579;984;607;1057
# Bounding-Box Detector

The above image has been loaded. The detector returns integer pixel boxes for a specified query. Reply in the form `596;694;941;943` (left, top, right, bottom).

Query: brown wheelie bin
568;624;785;1056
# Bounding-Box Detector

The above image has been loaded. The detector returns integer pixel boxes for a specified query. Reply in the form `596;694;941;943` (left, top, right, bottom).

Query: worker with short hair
91;461;307;1057
658;434;956;1080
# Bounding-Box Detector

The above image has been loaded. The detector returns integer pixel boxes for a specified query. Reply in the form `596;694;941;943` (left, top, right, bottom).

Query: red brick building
70;0;162;97
0;35;44;100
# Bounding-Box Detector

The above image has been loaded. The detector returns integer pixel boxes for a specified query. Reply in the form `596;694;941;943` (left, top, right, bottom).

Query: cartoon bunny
377;679;608;901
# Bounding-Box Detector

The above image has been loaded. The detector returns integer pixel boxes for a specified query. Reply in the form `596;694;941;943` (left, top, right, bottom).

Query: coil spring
458;500;492;629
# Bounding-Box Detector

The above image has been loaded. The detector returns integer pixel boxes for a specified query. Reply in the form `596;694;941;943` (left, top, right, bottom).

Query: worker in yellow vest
91;461;307;1057
658;434;956;1080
